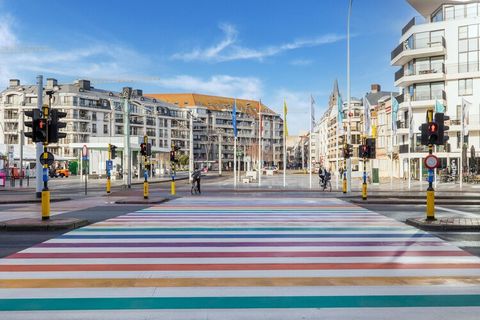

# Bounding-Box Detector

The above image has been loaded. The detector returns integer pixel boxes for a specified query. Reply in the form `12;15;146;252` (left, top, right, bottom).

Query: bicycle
322;179;332;192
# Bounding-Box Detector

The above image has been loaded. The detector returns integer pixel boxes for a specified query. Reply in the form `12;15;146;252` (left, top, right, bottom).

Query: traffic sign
39;152;55;166
424;154;439;169
106;160;113;171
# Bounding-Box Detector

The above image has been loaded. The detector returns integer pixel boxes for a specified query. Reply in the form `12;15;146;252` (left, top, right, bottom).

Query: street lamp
346;0;353;192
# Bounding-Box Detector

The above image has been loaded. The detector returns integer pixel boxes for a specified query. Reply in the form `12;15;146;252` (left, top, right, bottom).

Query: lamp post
346;0;352;192
122;87;132;189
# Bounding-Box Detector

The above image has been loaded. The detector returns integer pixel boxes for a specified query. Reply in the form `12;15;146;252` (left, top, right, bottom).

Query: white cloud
290;59;313;66
154;74;262;100
172;23;345;62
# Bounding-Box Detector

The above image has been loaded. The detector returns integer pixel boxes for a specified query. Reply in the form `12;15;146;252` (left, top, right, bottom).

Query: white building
392;0;480;179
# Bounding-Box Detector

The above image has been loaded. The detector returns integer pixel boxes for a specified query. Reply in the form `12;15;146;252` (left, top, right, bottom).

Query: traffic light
110;145;117;159
146;143;152;156
170;150;176;162
140;143;147;156
366;138;376;159
419;123;429;145
48;109;67;143
359;144;368;158
435;113;449;145
24;109;43;142
427;121;439;145
343;143;353;159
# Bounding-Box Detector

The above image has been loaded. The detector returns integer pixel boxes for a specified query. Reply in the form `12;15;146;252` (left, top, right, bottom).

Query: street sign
106;160;113;171
82;144;89;160
39;152;55;166
424;154;439;169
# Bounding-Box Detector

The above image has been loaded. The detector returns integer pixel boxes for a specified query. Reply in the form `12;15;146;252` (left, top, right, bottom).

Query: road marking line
436;206;479;218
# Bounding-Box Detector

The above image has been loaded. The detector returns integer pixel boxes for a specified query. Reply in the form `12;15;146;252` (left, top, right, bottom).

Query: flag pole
390;93;394;187
309;95;313;189
460;98;464;189
258;100;262;187
408;99;411;190
234;136;237;188
283;127;286;188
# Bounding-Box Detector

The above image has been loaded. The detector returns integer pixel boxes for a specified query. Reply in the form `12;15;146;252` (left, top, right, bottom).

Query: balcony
398;90;446;109
394;64;445;87
391;37;446;66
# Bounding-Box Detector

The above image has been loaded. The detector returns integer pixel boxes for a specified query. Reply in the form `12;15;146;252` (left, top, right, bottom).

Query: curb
114;197;175;205
0;197;72;205
406;217;480;232
0;218;89;232
349;199;480;205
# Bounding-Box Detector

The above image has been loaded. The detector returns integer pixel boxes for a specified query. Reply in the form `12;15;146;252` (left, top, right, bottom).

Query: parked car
49;168;70;178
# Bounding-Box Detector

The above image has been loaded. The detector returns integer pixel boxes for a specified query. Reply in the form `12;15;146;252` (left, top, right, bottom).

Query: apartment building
392;0;480;179
145;93;284;171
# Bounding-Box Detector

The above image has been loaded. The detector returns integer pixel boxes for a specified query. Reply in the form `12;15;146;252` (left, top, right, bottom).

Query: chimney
9;79;20;87
46;78;57;89
78;79;91;91
371;84;381;93
132;89;143;97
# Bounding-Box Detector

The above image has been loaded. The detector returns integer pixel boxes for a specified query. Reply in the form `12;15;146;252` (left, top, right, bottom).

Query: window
92;123;97;134
467;3;478;18
103;124;108;134
455;4;465;19
432;8;443;22
445;6;454;20
458;24;480;72
459;78;473;95
92;112;97;121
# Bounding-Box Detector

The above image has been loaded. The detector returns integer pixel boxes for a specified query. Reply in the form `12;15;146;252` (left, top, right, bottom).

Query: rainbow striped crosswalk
0;196;480;319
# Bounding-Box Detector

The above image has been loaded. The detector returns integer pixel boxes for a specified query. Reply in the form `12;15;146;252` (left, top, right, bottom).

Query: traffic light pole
106;144;111;194
35;76;43;198
171;145;176;195
41;95;51;220
362;157;367;200
342;160;347;194
143;136;149;199
426;144;435;220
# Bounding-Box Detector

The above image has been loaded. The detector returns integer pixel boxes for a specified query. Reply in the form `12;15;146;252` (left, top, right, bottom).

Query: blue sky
0;0;417;134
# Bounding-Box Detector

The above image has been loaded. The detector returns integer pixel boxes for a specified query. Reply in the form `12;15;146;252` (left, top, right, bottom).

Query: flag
337;93;344;134
462;98;471;136
283;99;288;137
363;96;371;136
391;96;399;135
310;95;316;129
232;98;238;138
435;100;445;113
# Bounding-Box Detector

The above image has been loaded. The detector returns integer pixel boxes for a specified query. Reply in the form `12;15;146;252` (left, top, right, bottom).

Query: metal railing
391;36;446;61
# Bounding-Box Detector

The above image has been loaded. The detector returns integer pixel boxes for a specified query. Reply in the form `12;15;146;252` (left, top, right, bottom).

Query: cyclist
318;167;326;186
322;169;331;190
191;169;202;194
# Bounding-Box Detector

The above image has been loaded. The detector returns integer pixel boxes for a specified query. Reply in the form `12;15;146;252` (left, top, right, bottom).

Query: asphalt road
356;202;480;257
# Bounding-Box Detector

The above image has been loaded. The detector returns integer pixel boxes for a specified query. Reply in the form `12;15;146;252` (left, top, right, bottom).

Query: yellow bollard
342;176;347;194
171;181;176;195
426;190;435;220
143;181;149;199
106;178;111;194
362;183;367;200
41;190;50;220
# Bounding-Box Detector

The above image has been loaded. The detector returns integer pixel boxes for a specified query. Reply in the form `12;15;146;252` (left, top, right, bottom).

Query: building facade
392;0;480;179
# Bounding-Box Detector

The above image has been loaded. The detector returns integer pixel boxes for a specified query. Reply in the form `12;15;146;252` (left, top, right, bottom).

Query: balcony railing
391;36;446;61
412;90;446;102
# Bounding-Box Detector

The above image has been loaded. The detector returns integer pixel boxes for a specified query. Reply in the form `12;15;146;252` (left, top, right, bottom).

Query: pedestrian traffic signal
170;150;176;162
109;144;117;159
140;143;147;156
435;113;449;145
48;109;67;143
359;145;368;158
146;143;151;156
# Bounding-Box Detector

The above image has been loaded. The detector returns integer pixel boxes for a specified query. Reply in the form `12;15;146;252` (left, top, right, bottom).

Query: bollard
171;180;176;195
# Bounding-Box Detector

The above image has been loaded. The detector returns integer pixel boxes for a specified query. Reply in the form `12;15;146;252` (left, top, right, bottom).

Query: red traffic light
39;119;46;129
427;122;438;133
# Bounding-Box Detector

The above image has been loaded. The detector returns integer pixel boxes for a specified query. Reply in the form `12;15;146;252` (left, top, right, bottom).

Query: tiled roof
145;93;277;116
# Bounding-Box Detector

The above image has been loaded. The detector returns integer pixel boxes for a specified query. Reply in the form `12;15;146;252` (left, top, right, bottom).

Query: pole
460;101;464;189
35;75;43;198
426;144;435;220
41;93;51;220
123;93;131;188
362;157;367;200
258;108;262;187
218;133;222;175
390;93;394;187
283;127;286;188
408;137;411;189
171;145;176;195
346;0;352;193
189;114;194;182
19;109;24;187
234;136;237;188
106;144;111;194
301;137;305;171
143;136;149;199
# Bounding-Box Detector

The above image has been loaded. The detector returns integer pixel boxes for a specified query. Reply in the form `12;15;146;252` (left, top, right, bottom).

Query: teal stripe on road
1;295;480;311
80;227;417;232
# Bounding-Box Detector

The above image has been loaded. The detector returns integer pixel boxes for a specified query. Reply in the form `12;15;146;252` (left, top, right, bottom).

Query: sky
0;0;417;135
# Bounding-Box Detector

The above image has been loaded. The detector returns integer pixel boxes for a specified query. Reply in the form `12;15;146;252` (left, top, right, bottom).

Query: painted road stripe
1;295;480;311
3;276;480;288
79;227;417;231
